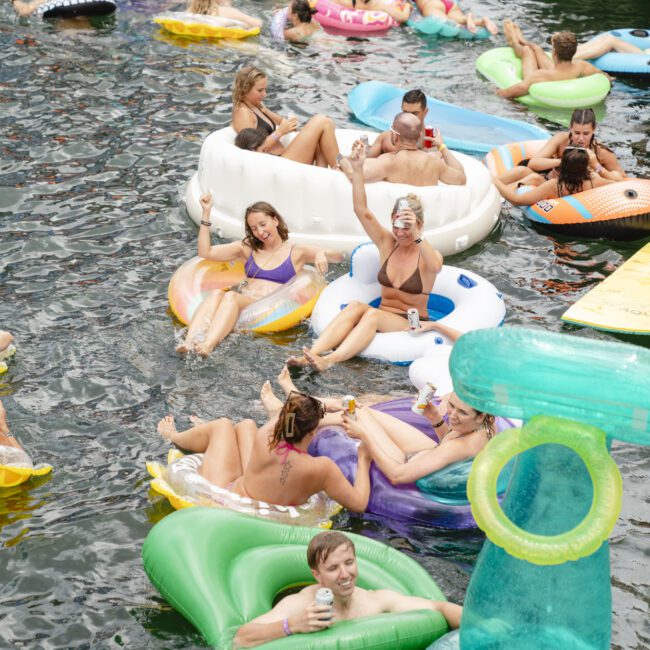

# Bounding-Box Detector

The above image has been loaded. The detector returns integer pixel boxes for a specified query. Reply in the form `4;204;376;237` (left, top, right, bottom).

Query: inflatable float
152;12;260;39
485;140;650;239
309;397;516;529
0;446;53;488
409;346;454;394
310;0;397;34
562;242;650;335
37;0;116;18
167;257;327;332
186;127;502;256
0;343;16;375
476;47;611;109
348;81;549;156
442;327;650;648
143;508;451;648
147;449;340;527
310;243;505;364
270;7;289;40
587;29;650;76
407;10;488;40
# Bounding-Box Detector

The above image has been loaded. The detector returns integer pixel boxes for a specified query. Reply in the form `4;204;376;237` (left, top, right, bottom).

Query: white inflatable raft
185;127;501;256
310;244;505;364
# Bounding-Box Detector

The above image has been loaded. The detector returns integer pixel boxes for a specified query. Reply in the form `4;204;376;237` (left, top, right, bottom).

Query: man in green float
234;530;462;648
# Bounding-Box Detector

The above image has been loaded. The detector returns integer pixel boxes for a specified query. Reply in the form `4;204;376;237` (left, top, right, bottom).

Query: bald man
342;113;466;186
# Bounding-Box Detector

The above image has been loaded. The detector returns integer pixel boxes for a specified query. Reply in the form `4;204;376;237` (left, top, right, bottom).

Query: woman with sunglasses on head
157;391;372;512
176;193;342;356
492;146;618;206
287;142;443;372
497;108;626;186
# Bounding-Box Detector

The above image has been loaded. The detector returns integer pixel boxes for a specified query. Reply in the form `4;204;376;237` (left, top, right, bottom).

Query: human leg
234;418;257;471
529;42;554;70
218;5;262;28
363;407;438;455
283;115;340;168
176;289;226;353
199;418;246;486
575;33;643;59
0;400;23;451
261;380;284;416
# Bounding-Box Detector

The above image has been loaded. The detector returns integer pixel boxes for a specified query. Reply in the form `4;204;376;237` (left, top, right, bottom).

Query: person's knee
237;418;256;429
310;114;334;129
359;308;379;326
209;417;232;433
345;300;368;315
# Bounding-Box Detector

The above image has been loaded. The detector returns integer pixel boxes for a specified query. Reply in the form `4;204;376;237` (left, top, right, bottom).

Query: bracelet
438;143;447;152
271;132;281;142
200;220;212;227
414;237;423;245
282;618;292;636
432;420;445;428
595;164;603;173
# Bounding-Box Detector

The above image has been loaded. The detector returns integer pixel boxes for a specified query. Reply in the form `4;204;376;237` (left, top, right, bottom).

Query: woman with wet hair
157;390;372;511
492;146;618;206
283;0;321;42
498;108;626;186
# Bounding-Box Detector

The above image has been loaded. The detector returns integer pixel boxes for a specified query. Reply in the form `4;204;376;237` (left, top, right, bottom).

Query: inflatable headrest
349;243;381;284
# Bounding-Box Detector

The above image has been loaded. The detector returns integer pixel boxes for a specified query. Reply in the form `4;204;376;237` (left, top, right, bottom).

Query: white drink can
315;587;334;620
412;382;437;415
407;308;420;333
342;395;356;420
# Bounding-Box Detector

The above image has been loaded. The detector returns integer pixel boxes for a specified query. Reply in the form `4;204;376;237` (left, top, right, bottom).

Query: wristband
271;132;281;142
282;618;292;636
432;420;445;428
595;164;603;173
200;220;212;227
438;143;447;152
414;237;423;245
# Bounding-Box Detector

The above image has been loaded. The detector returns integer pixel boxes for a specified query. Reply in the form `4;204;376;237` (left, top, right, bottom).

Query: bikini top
244;248;296;284
253;106;276;135
377;246;428;295
274;441;308;464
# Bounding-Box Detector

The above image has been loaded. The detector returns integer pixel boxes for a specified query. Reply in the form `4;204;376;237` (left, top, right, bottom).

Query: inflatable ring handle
467;415;622;565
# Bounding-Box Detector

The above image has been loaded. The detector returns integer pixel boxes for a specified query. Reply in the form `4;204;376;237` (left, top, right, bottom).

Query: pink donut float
310;0;397;33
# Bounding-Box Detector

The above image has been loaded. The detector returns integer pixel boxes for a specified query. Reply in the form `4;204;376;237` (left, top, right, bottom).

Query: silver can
360;134;370;153
407;308;420;333
342;395;356;420
398;198;409;212
412;382;437;415
315;587;334;620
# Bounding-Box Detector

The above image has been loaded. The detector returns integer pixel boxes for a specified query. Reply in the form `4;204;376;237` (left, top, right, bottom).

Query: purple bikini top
244;248;297;284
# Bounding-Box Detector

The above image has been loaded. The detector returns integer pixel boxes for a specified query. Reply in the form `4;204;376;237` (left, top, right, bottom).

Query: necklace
233;242;287;293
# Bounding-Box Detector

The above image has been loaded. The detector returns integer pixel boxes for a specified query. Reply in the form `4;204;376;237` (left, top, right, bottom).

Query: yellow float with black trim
485;140;650;240
0;446;53;488
147;449;341;528
168;256;327;333
153;12;261;40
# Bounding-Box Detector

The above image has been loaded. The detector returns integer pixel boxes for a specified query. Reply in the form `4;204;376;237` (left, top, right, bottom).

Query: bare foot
260;380;284;416
484;16;498;35
277;365;297;397
503;19;516;48
189;414;205;426
175;340;193;354
466;12;477;33
194;340;216;357
286;354;309;368
157;415;178;441
303;347;334;372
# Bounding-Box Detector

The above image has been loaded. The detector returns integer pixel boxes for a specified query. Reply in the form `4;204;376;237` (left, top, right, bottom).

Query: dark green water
0;0;648;647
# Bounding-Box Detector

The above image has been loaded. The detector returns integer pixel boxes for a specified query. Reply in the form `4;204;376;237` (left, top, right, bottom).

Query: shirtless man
233;530;462;648
497;22;608;100
367;89;431;157
342;113;466;186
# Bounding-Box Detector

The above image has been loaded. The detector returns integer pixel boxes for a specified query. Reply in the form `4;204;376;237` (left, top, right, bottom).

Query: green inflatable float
142;508;451;649
476;47;611;109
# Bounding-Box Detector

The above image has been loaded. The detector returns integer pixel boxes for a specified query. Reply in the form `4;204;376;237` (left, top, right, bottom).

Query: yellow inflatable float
168;256;327;333
153;12;260;39
0;446;53;488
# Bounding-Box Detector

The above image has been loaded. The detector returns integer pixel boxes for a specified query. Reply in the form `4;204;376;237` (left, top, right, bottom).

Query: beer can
412;382;437;415
315;587;334;608
407;308;420;333
342;395;356;420
424;124;434;149
393;218;406;229
398;198;409;212
360;134;370;152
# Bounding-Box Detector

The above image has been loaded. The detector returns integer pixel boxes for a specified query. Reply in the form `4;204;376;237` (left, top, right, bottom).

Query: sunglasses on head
564;146;589;152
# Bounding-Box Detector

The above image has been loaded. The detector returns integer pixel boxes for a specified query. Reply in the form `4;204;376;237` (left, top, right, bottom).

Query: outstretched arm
432;132;466;185
492;176;558;206
196;194;246;261
319;447;371;512
375;590;462;629
294;246;344;275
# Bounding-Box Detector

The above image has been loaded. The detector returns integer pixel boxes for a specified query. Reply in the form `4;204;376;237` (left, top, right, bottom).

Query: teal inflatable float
427;327;649;649
476;47;611;109
408;11;488;40
143;508;451;648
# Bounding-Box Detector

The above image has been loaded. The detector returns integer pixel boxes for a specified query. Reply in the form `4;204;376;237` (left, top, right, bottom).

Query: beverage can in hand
360;134;370;152
407;308;420;333
342;395;356;420
412;382;437;415
315;587;334;620
424;125;434;149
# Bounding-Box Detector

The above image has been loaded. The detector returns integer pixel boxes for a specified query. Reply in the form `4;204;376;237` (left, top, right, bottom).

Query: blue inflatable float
348;81;550;155
407;10;488;40
588;29;650;76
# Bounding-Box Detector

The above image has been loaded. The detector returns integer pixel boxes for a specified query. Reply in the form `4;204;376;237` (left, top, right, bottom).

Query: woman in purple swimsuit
287;141;443;372
176;194;343;356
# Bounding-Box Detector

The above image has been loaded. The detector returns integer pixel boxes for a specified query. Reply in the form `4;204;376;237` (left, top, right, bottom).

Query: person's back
380;148;443;186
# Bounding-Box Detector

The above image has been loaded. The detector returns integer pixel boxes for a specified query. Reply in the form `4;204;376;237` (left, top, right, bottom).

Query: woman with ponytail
282;0;321;42
157;390;372;511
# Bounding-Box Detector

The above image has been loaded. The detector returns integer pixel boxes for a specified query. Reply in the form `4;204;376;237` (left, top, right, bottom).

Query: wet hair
290;0;317;23
479;413;496;439
243;201;289;251
552;31;577;62
557;147;591;197
188;0;212;14
402;89;427;110
391;193;424;225
569;108;612;159
232;65;266;106
269;391;325;451
307;531;355;570
235;127;268;153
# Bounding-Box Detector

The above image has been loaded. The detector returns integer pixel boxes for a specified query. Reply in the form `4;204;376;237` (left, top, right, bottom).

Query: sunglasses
564;146;589;152
389;127;401;137
287;390;326;420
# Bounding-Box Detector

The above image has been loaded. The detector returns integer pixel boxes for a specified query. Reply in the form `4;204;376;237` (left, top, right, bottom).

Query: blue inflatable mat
348;80;550;156
589;28;650;75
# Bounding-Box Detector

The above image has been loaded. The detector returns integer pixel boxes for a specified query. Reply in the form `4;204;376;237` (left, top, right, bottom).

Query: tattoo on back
280;459;291;485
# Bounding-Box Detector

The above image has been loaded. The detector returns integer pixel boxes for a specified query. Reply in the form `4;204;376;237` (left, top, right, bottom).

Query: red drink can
424;125;434;149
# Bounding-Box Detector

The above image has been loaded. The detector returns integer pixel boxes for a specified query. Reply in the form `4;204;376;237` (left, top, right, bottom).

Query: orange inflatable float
485;141;650;240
